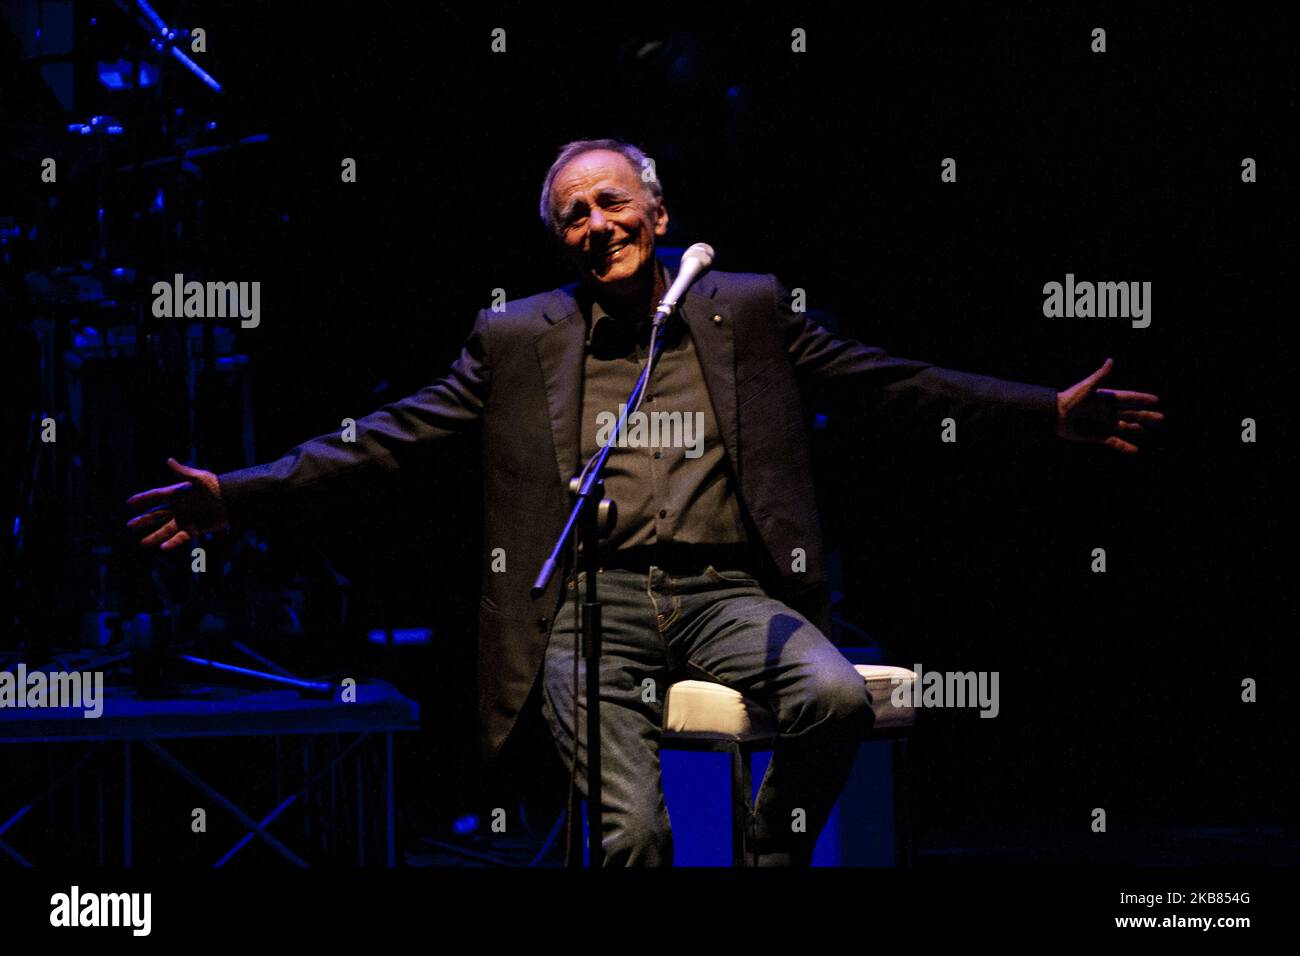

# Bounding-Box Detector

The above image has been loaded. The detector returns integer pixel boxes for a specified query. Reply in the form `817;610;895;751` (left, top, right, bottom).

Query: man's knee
604;804;673;866
804;668;875;737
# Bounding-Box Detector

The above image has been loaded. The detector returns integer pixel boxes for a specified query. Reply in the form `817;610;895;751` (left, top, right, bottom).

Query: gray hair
538;138;664;237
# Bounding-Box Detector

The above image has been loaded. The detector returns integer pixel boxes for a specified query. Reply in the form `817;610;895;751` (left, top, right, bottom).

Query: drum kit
0;2;290;681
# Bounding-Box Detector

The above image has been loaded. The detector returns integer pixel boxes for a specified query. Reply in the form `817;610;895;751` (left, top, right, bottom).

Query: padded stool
660;664;918;865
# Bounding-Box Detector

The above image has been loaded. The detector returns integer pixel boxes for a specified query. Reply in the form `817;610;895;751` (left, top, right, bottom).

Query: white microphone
652;242;714;328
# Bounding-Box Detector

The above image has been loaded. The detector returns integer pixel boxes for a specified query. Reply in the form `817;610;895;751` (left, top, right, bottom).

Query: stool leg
566;787;584;867
730;743;753;867
892;737;914;867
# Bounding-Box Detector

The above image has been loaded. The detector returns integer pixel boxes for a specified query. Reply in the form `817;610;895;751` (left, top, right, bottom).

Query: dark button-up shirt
577;265;749;555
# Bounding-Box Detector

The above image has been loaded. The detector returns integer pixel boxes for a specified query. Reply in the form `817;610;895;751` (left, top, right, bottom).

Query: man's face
551;149;669;296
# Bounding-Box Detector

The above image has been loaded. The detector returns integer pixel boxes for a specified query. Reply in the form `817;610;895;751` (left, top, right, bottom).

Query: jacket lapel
533;290;585;494
680;284;739;480
531;269;741;496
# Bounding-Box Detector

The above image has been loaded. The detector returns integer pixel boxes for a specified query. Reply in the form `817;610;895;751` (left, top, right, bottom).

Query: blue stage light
366;628;433;646
170;47;223;93
98;67;125;89
99;61;158;89
137;0;167;34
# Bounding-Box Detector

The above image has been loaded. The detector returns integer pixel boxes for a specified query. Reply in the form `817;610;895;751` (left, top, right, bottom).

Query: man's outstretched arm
127;308;494;551
772;275;1162;451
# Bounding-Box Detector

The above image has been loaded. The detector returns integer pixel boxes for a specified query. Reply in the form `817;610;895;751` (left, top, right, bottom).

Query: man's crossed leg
541;564;875;866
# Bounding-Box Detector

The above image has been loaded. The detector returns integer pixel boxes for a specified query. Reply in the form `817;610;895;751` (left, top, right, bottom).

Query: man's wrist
214;468;259;526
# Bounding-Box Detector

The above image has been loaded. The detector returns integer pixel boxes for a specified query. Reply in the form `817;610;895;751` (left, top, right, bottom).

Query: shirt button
658;509;668;518
654;451;662;459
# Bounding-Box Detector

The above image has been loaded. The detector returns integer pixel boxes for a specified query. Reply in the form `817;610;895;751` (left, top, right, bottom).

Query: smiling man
127;137;1162;866
543;143;670;320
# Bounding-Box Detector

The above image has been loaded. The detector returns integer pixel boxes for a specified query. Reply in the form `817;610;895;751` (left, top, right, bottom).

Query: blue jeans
540;563;875;866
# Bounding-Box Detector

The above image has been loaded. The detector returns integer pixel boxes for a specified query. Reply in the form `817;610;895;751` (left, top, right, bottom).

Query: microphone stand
531;304;673;869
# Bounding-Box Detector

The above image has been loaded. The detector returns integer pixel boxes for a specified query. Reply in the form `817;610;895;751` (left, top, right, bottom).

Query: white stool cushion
862;665;917;731
662;664;917;741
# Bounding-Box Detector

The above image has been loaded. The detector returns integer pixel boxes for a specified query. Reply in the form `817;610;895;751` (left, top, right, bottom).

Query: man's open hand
1056;358;1163;454
126;458;229;551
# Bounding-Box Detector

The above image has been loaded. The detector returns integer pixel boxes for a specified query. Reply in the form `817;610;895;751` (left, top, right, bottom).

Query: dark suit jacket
217;269;1059;761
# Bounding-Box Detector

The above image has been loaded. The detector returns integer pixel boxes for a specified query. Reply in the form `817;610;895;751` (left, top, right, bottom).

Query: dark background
1;1;1294;862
